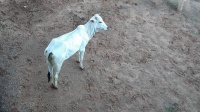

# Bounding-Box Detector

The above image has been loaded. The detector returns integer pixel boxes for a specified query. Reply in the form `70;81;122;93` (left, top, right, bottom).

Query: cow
44;14;108;89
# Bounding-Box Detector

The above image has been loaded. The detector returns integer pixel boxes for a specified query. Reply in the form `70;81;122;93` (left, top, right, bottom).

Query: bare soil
0;0;200;112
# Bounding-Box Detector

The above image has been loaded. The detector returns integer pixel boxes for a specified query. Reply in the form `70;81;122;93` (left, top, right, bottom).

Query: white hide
44;14;108;88
45;25;88;64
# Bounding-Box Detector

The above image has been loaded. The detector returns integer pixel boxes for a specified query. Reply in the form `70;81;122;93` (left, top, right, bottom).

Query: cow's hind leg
46;60;53;84
52;62;62;89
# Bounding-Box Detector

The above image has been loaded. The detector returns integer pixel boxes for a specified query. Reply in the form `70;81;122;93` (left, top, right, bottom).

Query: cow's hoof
51;83;58;89
80;67;85;70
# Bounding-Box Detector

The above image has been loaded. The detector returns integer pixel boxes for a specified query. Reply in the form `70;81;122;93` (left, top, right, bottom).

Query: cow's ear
91;20;94;23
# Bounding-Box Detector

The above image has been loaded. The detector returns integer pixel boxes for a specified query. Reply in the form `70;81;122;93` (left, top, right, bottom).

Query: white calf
44;14;108;89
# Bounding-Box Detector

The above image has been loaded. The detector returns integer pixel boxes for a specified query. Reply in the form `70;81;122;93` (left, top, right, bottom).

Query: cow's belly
64;35;83;59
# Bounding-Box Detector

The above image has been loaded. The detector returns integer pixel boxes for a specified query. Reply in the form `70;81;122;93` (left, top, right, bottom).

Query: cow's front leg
79;49;85;70
178;0;187;12
76;51;80;63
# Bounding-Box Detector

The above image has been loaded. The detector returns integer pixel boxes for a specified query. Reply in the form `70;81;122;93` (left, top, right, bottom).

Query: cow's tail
48;52;54;65
45;49;54;82
44;49;54;64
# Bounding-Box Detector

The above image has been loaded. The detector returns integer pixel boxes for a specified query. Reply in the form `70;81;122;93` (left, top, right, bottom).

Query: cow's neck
84;22;96;40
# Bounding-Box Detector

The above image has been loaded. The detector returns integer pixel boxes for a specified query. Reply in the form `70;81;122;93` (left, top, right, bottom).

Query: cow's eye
99;22;102;23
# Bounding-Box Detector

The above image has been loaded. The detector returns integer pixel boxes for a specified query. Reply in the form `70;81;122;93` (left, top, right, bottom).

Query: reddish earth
0;0;200;112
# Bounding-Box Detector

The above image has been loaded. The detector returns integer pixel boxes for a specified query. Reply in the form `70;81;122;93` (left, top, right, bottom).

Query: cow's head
90;14;108;32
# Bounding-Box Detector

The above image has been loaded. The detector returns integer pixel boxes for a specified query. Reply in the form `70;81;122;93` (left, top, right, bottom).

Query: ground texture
0;0;200;112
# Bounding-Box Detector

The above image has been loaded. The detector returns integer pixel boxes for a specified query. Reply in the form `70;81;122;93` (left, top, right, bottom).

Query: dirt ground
0;0;200;112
